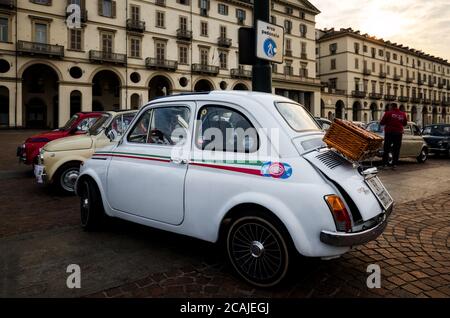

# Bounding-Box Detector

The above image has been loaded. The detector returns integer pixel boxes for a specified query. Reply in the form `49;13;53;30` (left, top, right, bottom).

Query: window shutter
112;1;117;18
98;0;103;16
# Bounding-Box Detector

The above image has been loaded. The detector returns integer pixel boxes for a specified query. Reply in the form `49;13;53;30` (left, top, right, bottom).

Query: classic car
422;124;450;157
366;121;428;164
76;91;393;287
35;110;137;194
17;112;103;166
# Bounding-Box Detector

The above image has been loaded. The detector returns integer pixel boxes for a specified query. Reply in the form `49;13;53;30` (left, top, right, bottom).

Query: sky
312;0;450;61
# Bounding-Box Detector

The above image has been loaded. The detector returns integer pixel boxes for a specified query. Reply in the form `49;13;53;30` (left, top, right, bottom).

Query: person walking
380;103;408;169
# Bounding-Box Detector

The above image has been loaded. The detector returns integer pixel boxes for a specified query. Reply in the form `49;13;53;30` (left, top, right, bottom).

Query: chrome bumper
320;205;393;247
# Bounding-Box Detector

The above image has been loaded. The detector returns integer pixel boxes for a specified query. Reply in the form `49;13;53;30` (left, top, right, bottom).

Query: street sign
256;20;284;64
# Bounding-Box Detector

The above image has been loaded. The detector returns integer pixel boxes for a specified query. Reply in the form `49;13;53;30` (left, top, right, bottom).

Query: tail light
324;195;352;232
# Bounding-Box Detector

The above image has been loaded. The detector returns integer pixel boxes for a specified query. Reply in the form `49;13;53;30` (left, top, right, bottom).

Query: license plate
365;176;394;210
34;165;44;184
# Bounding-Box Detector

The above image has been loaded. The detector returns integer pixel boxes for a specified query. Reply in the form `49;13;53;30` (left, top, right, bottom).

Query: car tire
226;215;291;288
79;178;105;231
416;148;428;163
54;162;81;195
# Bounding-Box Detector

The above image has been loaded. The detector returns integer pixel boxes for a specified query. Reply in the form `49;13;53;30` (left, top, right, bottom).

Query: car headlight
39;148;45;163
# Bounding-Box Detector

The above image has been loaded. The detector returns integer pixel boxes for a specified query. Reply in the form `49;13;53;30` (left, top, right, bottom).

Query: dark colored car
17;112;103;165
422;124;450;157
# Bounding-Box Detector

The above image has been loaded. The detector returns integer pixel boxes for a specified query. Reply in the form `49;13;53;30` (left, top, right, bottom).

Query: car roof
104;110;138;116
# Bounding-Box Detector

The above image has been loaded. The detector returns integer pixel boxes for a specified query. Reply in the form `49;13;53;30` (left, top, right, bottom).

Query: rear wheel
226;216;290;287
79;178;105;231
417;148;428;163
55;162;80;195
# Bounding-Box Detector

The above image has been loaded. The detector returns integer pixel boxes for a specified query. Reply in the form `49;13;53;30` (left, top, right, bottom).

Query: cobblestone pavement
0;130;449;298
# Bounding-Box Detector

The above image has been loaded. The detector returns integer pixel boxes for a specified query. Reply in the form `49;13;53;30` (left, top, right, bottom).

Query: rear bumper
320;205;393;247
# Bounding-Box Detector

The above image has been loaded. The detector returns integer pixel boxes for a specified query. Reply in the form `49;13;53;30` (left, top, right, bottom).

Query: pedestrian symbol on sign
263;38;277;58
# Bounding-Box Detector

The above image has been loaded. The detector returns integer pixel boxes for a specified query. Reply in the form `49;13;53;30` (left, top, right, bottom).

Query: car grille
316;151;348;169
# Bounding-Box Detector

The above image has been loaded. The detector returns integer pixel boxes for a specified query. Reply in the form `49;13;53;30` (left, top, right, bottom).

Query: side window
128;109;152;144
109;113;136;137
196;105;259;153
77;117;98;132
149;107;190;146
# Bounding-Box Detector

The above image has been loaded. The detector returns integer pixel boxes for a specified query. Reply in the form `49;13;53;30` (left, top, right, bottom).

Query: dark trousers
383;132;403;166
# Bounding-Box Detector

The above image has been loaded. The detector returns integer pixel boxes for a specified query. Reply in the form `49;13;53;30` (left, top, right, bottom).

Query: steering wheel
148;129;174;145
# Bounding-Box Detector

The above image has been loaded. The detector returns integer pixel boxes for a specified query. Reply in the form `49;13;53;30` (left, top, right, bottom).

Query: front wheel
79;178;105;231
55;162;80;195
226;216;290;287
417;148;428;163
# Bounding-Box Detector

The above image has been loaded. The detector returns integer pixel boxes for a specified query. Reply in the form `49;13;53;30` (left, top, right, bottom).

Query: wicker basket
323;119;384;162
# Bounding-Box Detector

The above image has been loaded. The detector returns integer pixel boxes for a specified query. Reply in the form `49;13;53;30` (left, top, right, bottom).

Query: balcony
127;19;145;33
145;58;178;71
379;72;387;79
406;77;414;84
192;64;219;75
369;93;383;100
0;0;16;9
352;90;367;98
176;29;192;41
217;37;232;48
230;68;252;79
89;50;127;65
410;97;421;104
423;99;431;105
285;49;292;57
393;74;401;81
398;96;409;103
384;95;397;101
363;68;372;76
17;41;64;59
272;73;321;85
428;82;435;87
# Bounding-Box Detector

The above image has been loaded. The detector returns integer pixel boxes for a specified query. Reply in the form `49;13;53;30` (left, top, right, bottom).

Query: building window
130;37;141;58
301;42;306;57
155;41;166;60
99;0;116;18
371;47;376;58
329;43;337;55
354;43;359;54
34;23;48;44
156;11;165;28
179;16;188;31
393;53;397;60
219;51;227;69
199;0;210;16
200;21;208;36
299;11;305;19
378;49;383;57
270;15;276;24
363;45;367;53
218;3;228;15
219;25;227;39
330;59;336;70
69;29;82;51
200;48;209;65
101;32;113;53
178;45;188;64
0;17;9;42
299;24;307;37
130;5;140;21
300;63;308;77
284;20;292;34
355;58;359;69
236;9;246;24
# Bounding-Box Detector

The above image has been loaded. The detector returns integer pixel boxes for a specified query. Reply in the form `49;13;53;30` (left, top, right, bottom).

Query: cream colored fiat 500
76;91;393;287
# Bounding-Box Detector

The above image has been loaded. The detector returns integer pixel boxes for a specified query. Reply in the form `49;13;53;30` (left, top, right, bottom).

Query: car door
400;124;414;157
105;103;193;225
410;124;425;156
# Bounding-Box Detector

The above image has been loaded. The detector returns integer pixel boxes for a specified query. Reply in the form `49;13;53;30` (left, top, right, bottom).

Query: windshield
88;114;112;135
61;115;79;131
276;102;320;132
423;125;450;136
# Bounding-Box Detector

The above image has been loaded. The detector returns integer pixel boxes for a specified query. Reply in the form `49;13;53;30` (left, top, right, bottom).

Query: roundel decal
263;38;277;58
261;162;293;179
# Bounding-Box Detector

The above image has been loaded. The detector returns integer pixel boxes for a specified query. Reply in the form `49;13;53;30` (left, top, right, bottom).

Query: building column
16;80;23;128
8;83;16;128
312;91;321;117
121;87;128;110
58;84;71;127
80;85;92;112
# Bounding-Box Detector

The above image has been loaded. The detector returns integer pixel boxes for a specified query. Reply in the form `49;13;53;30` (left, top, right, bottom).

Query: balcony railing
379;72;387;79
369;93;383;100
423;99;431;105
89;50;127;65
410;97;421;104
406;77;414;84
192;64;219;75
352;90;367;98
272;73;321;85
126;19;146;33
363;68;372;76
384;95;397;101
145;58;178;71
230;68;252;79
17;41;64;58
217;37;232;48
398;96;409;103
285;49;292;57
176;29;192;41
393;74;401;81
0;0;16;9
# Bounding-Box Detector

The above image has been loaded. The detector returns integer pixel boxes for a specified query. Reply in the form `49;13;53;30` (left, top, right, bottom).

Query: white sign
256;20;284;64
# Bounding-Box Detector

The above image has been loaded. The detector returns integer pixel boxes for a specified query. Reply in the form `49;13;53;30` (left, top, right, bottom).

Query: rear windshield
275;102;320;132
89;114;112;135
423;125;450;136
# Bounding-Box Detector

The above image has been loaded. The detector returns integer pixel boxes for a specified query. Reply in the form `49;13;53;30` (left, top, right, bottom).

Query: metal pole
252;0;272;93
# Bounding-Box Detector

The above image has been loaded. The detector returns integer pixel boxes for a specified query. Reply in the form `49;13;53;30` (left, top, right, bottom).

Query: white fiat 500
76;91;393;287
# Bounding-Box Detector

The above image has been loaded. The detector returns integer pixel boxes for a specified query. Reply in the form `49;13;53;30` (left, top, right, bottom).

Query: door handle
171;158;188;165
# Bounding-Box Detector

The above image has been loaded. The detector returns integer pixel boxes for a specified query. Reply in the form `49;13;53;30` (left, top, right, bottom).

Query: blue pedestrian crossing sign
256;20;284;63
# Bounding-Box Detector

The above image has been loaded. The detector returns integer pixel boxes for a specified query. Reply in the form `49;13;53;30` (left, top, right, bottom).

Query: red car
17;112;103;165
